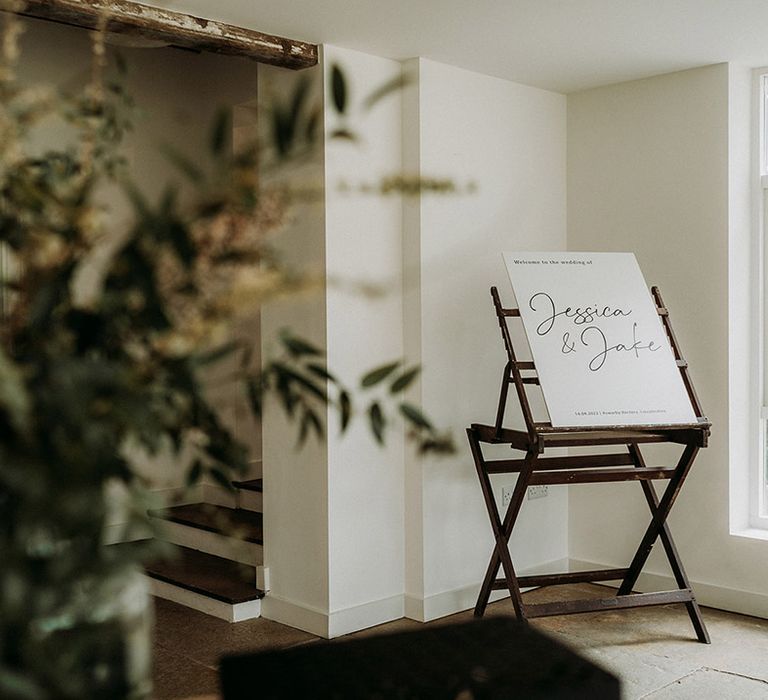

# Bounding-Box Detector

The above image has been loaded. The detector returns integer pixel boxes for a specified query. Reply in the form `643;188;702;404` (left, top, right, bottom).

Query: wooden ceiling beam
17;0;318;69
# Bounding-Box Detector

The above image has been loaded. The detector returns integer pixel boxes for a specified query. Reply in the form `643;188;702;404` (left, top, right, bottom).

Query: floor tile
643;668;768;699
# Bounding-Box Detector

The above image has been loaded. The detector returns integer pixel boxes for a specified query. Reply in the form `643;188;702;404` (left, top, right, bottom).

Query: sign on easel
503;252;697;428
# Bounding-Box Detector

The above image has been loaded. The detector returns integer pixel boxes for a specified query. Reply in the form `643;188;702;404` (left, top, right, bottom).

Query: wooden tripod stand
468;286;711;643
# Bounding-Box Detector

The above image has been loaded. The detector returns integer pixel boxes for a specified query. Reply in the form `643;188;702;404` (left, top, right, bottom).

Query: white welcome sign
503;252;697;428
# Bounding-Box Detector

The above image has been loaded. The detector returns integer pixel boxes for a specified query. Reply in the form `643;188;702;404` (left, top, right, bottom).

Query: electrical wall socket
256;565;270;591
502;485;549;506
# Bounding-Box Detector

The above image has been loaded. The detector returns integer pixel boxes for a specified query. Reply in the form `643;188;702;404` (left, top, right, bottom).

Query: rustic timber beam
16;0;318;70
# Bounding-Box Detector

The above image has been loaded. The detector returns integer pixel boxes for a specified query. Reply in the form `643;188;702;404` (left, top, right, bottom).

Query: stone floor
153;583;768;699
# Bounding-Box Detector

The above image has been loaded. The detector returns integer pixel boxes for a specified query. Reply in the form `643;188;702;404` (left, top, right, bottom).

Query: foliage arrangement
0;5;454;698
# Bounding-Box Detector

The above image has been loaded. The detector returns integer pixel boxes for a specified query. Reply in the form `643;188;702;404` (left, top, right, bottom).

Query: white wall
260;53;569;636
323;46;407;636
258;61;330;630
403;59;568;620
260;46;407;637
568;64;768;617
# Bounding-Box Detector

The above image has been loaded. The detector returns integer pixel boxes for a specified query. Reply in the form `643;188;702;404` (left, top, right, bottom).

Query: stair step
145;543;265;605
149;504;263;544
232;478;263;492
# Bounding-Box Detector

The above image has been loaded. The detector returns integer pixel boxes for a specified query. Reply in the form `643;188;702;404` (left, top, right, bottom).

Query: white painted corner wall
323;45;406;633
402;59;568;619
260;49;569;637
259;59;330;623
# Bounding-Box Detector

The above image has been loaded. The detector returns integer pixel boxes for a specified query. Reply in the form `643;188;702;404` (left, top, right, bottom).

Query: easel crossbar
492;568;630;589
531;466;676;485
524;590;694;619
484;453;635;473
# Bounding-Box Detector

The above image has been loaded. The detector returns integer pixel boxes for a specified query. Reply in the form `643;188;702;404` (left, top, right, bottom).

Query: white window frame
754;71;768;530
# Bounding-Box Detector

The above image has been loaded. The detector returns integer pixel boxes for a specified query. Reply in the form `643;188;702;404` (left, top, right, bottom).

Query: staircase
143;478;266;622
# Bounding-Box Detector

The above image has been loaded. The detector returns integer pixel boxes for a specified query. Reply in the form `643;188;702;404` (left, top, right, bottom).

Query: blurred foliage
0;5;455;698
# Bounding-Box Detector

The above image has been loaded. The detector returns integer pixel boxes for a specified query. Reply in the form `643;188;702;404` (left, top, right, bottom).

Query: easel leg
628;445;710;643
493;363;512;437
467;428;535;620
619;444;697;597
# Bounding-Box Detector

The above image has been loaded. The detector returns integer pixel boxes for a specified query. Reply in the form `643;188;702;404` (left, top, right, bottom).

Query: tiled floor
153;583;768;699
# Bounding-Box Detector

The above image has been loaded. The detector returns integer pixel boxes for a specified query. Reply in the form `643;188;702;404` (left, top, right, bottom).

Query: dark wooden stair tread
149;503;263;544
232;478;263;492
146;544;265;604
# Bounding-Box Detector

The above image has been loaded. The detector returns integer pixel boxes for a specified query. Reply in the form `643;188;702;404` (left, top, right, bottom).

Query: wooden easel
468;286;710;643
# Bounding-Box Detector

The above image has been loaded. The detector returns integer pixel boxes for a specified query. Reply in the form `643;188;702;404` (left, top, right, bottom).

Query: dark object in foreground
220;617;620;699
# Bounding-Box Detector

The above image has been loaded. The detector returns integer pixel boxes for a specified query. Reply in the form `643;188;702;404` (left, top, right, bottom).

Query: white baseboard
404;557;570;622
569;558;768;620
405;585;509;622
149;577;262;622
262;593;406;639
260;594;329;637
328;594;404;638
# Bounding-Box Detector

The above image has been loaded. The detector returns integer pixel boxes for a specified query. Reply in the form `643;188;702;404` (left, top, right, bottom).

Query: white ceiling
146;1;768;93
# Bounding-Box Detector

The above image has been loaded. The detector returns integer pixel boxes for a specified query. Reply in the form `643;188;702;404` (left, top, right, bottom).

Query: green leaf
417;433;456;455
339;390;351;433
289;75;311;126
306;407;324;439
272;106;293;157
363;72;412;111
297;407;323;446
297;409;310;446
390;365;421;393
167;221;196;267
239;343;254;370
368;402;385;444
399;402;433;431
273;362;328;403
306;362;336;383
246;376;262;417
280;331;322;358
275;374;299;417
186;460;203;488
271;77;310;158
305;106;321;144
331;64;347;115
210;108;231;156
209;466;235;492
361;361;400;388
330;128;357;142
